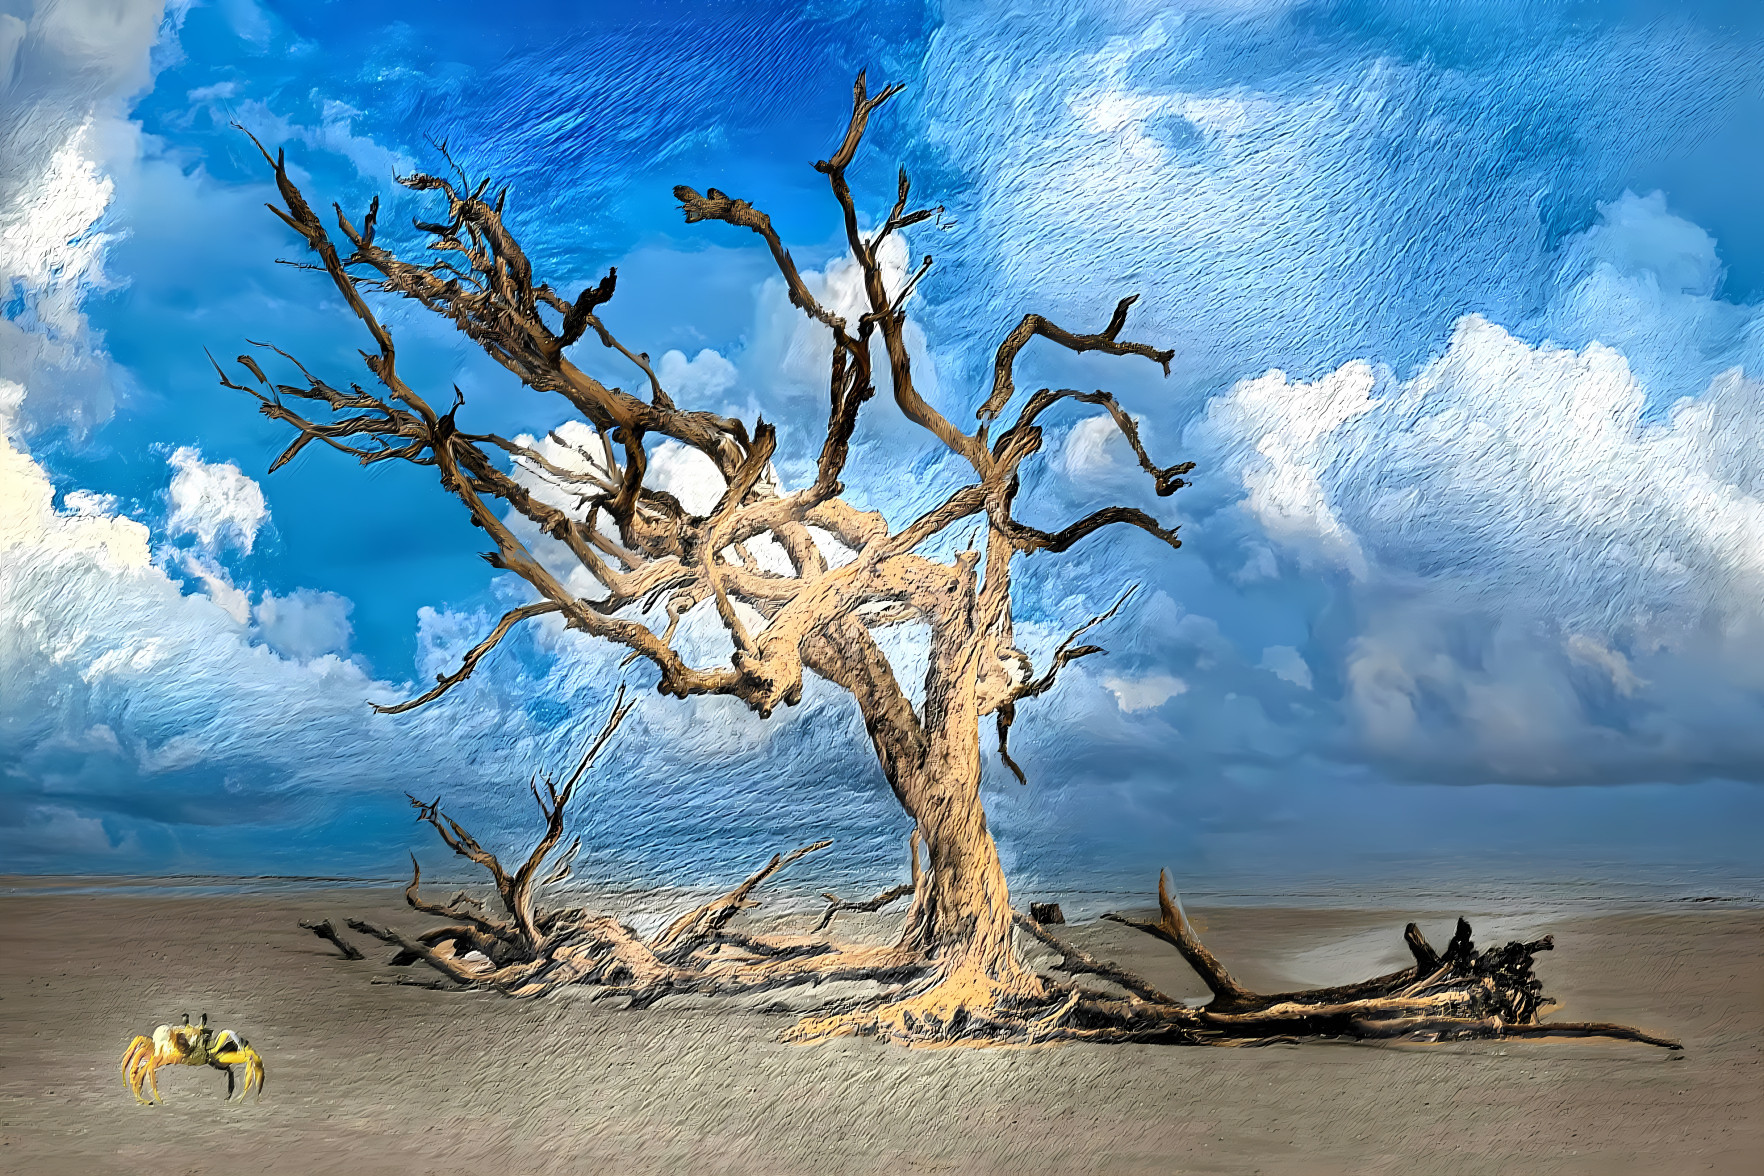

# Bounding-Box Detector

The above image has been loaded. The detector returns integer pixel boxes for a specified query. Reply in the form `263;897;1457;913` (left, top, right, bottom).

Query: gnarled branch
1104;870;1258;1011
980;295;1174;423
374;602;561;714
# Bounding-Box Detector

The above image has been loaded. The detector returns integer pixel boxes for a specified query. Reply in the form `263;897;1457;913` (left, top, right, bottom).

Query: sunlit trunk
893;742;1022;981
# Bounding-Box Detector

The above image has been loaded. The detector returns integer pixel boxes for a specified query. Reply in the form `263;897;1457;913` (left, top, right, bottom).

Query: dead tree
227;77;1677;1050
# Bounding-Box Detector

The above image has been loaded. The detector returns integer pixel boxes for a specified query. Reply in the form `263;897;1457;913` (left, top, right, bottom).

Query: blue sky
2;0;1761;896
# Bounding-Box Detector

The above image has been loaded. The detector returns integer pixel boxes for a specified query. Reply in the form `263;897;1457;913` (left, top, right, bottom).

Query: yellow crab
121;1013;265;1104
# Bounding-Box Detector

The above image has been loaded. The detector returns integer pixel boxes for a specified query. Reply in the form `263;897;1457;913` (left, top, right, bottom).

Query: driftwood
307;698;1679;1050
312;849;1681;1049
298;918;364;960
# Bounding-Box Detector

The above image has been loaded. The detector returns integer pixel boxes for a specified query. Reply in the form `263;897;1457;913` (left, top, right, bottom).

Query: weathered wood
1102;872;1258;1011
298;918;363;960
817;883;915;933
1404;922;1440;972
1502;1022;1682;1050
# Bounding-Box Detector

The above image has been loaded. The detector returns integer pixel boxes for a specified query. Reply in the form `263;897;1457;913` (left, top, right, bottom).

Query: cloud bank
1193;190;1764;785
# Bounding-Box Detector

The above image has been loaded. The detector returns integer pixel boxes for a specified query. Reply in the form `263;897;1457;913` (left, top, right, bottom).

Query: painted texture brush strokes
2;3;1763;892
218;65;1670;1052
1;3;1761;1169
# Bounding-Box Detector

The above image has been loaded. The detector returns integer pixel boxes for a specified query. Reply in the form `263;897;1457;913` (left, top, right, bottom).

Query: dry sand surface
0;885;1756;1175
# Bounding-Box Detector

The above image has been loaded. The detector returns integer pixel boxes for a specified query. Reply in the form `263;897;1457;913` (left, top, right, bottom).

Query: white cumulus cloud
1203;359;1377;578
1201;305;1764;778
0;423;551;869
656;347;738;404
0;0;165;438
253;588;353;661
165;445;268;553
1061;412;1146;483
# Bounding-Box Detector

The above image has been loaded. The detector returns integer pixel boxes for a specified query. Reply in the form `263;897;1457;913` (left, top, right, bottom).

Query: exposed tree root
305;701;1678;1052
340;839;931;1005
312;694;925;1004
311;835;1681;1052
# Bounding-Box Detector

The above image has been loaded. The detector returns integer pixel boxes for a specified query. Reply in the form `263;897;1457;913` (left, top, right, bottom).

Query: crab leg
121;1037;154;1103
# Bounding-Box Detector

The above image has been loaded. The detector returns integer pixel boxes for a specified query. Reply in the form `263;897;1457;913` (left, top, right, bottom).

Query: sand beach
0;885;1756;1175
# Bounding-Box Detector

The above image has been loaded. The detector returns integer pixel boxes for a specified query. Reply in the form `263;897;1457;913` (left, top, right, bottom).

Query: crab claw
208;1031;265;1100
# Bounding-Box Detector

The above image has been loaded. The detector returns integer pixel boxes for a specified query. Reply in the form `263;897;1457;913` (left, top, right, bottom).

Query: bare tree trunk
799;595;1051;1040
780;728;1044;1041
902;568;1036;992
792;603;1043;1037
895;743;1024;985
